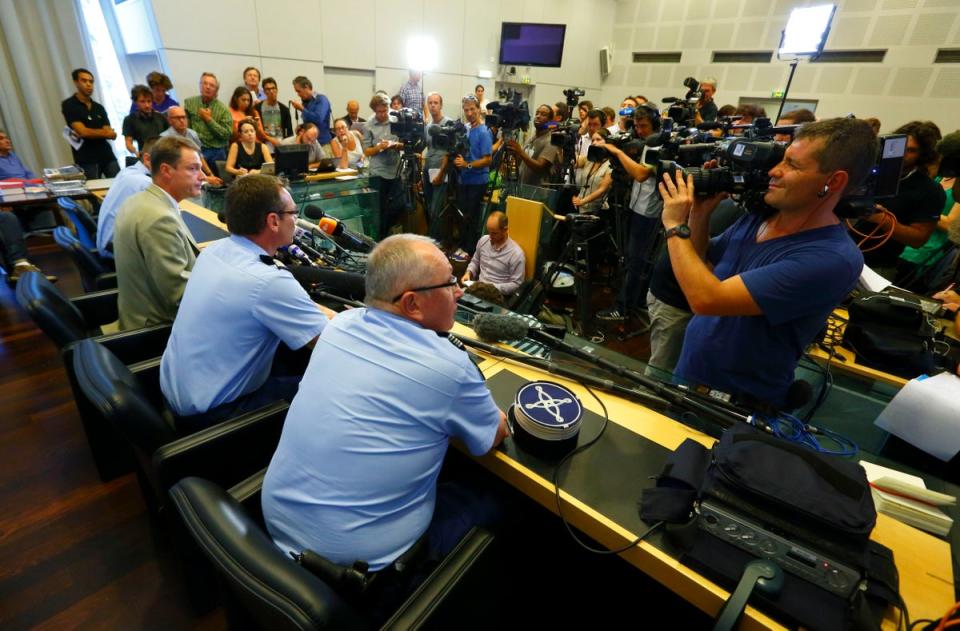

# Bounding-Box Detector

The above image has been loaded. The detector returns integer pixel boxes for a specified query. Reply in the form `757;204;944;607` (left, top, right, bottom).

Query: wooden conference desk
462;349;955;631
807;307;959;389
178;190;954;628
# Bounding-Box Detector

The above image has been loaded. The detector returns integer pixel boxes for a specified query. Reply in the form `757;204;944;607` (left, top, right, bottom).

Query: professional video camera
428;119;470;154
486;89;531;132
550;118;582;150
389;107;425;153
586;131;646;181
562;87;585;108
661;76;703;127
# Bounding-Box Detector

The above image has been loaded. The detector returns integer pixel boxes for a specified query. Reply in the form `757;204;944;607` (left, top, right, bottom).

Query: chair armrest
71;288;119;327
228;468;267;526
152;401;288;498
383;527;499;630
95;324;172;365
95;272;118;291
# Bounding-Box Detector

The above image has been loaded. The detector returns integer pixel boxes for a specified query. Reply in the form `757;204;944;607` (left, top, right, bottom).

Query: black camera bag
641;424;899;630
843;293;937;378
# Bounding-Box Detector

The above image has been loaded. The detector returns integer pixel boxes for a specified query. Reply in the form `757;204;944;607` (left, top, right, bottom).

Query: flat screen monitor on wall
498;22;566;68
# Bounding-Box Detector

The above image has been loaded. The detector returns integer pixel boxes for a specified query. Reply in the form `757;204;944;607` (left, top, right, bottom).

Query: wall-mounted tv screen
498;22;566;68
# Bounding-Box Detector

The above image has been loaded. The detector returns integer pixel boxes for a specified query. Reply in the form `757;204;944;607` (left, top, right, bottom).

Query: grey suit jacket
113;183;199;329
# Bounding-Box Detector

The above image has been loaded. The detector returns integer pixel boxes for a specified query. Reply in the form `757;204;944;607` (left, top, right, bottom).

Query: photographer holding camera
695;77;718;124
596;105;662;322
422;92;452;214
363;93;405;237
658;118;874;411
506;104;561;188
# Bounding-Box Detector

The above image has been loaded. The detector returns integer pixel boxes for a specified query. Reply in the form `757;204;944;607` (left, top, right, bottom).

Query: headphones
634;103;662;132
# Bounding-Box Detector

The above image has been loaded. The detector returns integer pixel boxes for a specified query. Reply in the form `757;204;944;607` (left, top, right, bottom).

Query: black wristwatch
665;224;691;240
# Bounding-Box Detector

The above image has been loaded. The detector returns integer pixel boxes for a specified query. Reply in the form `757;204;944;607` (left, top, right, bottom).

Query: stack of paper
860;461;955;536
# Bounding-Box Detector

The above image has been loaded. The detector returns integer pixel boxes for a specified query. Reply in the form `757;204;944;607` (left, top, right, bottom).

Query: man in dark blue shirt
291;76;332;153
658;118;876;409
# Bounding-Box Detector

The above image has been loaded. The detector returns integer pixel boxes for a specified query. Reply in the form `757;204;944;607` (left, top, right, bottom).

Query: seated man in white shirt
461;211;525;299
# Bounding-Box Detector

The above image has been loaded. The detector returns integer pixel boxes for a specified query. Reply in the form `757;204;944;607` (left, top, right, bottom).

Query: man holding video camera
451;95;492;254
596;106;662;322
506;104;560;188
658;118;874;411
363;93;404;237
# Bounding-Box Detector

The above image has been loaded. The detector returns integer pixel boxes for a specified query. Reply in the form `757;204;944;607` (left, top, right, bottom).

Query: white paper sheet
875;372;960;461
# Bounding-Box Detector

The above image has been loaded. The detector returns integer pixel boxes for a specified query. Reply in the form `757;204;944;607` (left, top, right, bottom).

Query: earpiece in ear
817;184;830;198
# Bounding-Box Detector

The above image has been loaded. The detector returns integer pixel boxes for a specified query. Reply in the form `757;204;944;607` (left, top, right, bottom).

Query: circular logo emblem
515;381;583;430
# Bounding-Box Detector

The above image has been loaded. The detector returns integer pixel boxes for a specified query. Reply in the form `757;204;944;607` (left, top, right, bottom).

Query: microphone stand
528;328;754;426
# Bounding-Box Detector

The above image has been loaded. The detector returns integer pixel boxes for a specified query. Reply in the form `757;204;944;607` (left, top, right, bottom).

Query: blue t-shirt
261;307;501;571
675;213;863;408
459;124;492;186
160;235;328;416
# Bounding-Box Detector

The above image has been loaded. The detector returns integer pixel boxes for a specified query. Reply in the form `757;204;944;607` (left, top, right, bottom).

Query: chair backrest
505;196;547;280
72;338;177;455
53;226;108;292
169;476;363;631
15;271;90;348
57;196;98;251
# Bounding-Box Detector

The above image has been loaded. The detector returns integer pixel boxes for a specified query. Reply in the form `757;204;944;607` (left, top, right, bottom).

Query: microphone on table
471;313;531;343
279;243;313;266
303;205;376;253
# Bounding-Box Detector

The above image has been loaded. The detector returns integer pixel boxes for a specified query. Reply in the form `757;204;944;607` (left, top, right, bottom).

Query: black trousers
0;211;28;269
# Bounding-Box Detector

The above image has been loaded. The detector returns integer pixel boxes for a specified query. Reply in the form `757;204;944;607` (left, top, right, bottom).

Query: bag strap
640;438;711;523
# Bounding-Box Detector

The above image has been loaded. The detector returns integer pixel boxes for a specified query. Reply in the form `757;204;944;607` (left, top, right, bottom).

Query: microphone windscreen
472;313;529;343
318;216;339;236
303;204;325;220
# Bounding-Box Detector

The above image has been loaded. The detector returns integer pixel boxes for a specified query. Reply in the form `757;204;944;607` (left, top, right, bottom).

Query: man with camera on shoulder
596;105;663;322
506;104;560;188
449;95;492;254
658;118;873;411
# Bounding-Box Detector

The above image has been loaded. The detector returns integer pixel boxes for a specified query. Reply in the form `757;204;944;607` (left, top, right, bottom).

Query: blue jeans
618;214;661;312
201;147;227;177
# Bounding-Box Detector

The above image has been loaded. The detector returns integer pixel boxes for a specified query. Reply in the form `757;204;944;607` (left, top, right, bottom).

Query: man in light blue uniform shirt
95;136;156;257
160;174;334;431
262;234;509;575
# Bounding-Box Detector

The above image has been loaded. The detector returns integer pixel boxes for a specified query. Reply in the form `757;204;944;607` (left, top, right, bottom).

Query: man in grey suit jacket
113;135;204;330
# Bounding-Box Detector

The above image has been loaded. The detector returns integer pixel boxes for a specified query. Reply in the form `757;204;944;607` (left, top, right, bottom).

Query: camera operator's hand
572;196;586;208
453;155;467;169
659;169;694;230
431;173;443;185
291;101;304;112
506;139;524;155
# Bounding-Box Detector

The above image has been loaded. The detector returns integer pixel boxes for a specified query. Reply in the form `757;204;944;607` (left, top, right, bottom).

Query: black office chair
16;270;171;480
72;338;289;515
169;475;500;630
53;226;116;292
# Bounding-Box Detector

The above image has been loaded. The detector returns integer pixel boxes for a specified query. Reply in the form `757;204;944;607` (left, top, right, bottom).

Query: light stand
773;4;837;122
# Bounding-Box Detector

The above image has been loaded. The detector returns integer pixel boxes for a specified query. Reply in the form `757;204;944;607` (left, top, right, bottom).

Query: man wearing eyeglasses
263;234;509;587
160;174;334;431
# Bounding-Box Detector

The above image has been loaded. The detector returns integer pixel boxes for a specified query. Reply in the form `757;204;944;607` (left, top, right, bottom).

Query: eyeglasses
392;275;459;302
273;210;299;219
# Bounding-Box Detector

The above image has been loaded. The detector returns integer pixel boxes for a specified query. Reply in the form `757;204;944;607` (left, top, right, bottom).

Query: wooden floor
0;238;224;630
0;236;657;629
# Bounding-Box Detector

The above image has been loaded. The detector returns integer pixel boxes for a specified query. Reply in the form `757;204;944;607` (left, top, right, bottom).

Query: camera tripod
432;156;467;251
542;215;621;337
395;147;425;226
